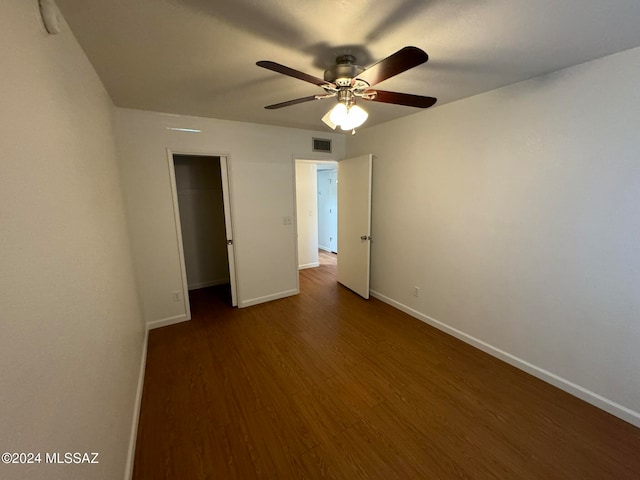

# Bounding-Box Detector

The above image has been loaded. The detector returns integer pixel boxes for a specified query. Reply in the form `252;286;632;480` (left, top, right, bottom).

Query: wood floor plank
295;445;342;480
250;407;323;480
133;255;640;479
288;385;360;447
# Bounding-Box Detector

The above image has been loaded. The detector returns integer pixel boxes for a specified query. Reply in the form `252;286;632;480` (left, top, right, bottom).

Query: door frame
167;149;239;318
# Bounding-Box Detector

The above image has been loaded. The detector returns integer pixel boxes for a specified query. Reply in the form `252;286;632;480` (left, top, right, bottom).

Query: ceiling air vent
312;138;332;153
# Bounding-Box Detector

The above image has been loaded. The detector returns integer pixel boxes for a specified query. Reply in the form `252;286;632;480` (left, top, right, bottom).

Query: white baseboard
318;245;331;252
147;313;189;330
370;290;640;428
299;262;320;270
239;288;299;308
187;278;229;290
124;327;148;480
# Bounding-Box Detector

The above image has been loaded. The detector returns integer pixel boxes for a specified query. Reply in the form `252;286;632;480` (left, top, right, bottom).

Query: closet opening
172;154;237;310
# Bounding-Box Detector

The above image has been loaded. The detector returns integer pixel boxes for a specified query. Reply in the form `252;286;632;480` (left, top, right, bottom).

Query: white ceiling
56;0;640;132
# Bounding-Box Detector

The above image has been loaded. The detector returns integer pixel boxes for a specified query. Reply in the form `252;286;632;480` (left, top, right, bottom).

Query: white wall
116;109;345;318
0;2;145;479
347;46;640;426
174;155;229;290
295;162;319;269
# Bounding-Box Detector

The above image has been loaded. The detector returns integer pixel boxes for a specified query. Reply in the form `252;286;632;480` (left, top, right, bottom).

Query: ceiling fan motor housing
324;55;365;85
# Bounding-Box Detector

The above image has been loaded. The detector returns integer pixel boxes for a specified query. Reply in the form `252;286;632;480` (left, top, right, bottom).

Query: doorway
172;154;237;308
294;160;338;271
294;156;372;299
317;166;338;254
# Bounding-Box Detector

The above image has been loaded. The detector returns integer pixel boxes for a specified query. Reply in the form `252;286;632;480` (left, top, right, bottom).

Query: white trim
124;327;149;480
292;158;301;296
166;150;192;321
297;159;339;166
298;262;320;270
147;313;189;330
318;245;332;253
239;289;299;308
370;290;640;428
219;156;239;307
187;278;229;290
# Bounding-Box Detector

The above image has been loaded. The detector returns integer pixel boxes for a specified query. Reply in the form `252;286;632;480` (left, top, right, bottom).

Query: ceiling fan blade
357;46;429;87
264;95;319;109
257;60;331;87
364;90;437;108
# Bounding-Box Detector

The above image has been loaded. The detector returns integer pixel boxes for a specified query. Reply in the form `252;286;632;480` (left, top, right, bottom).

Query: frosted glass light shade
347;105;368;129
329;103;348;125
339;105;368;131
340;120;354;131
328;102;368;131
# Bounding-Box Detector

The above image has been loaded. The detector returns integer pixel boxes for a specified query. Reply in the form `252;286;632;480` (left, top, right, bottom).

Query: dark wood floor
133;257;640;479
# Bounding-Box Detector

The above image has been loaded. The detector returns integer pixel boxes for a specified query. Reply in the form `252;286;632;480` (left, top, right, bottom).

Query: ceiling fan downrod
337;89;355;107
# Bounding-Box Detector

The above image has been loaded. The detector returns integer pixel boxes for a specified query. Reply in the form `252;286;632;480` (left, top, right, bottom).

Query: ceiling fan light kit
325;89;369;132
328;103;368;132
257;46;437;133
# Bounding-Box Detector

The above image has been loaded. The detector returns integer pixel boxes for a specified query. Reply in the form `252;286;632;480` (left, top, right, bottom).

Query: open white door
337;154;372;299
220;156;238;307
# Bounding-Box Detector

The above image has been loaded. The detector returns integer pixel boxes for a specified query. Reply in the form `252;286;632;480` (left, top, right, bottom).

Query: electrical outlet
413;286;420;297
172;291;182;302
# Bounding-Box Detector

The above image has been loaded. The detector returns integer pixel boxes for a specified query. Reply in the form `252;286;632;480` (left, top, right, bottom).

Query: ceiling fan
256;46;437;133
